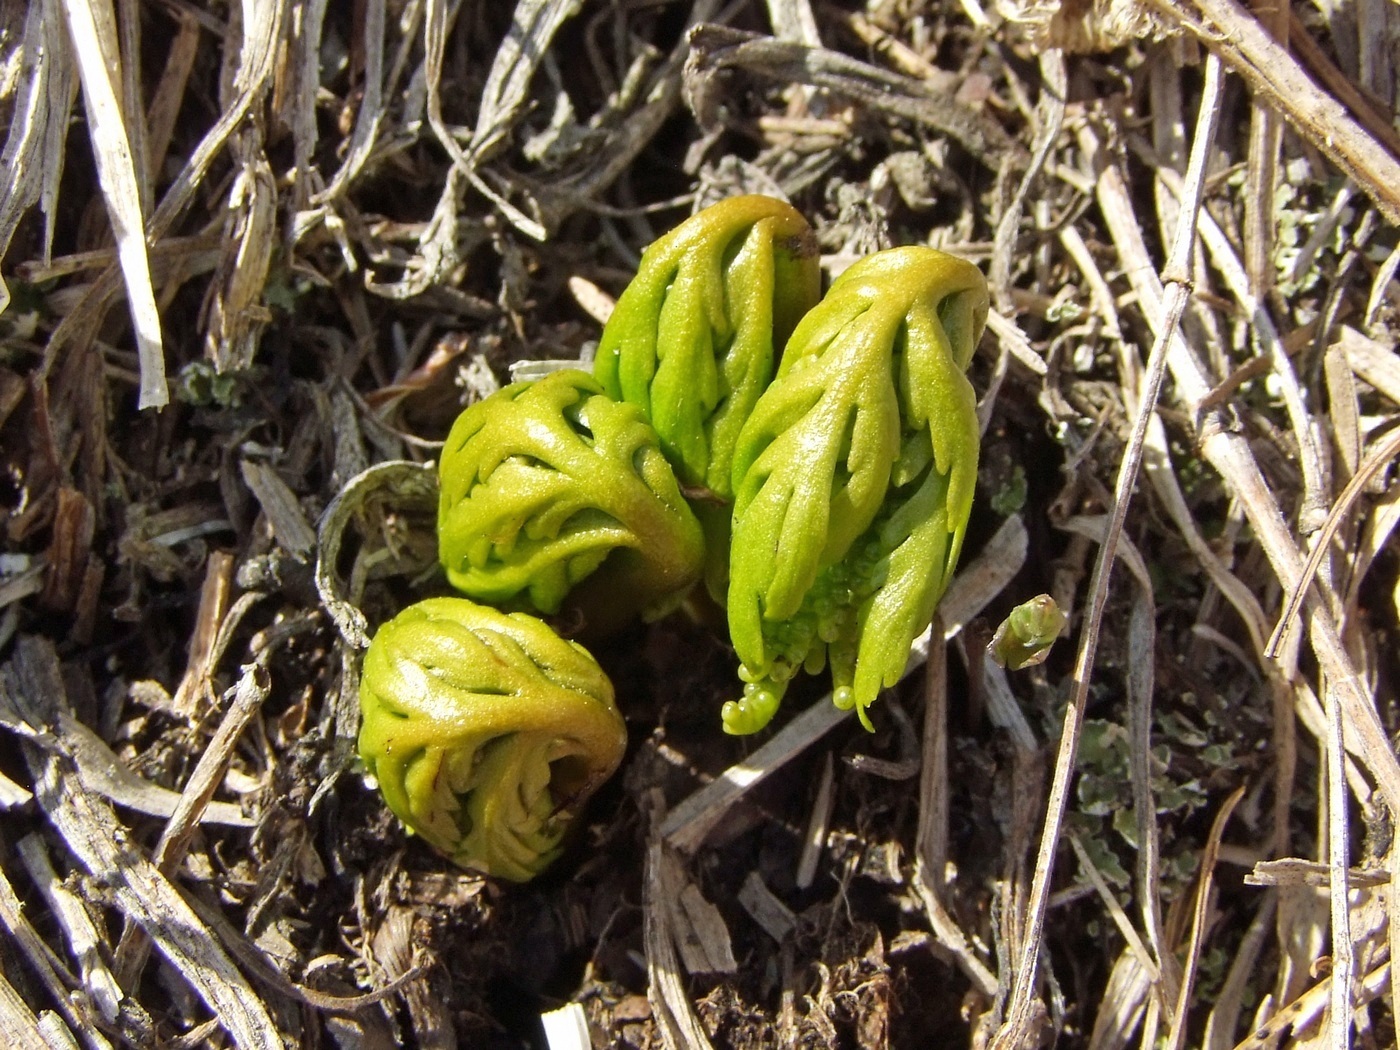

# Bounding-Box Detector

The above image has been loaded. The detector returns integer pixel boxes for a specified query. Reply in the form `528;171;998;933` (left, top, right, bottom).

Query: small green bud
437;369;705;627
989;594;1067;670
727;246;987;732
357;597;627;882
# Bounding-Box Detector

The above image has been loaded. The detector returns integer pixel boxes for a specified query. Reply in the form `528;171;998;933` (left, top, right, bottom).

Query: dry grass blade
1324;677;1356;1048
1068;832;1158;983
662;697;849;854
684;23;1018;168
795;751;835;890
205;151;276;373
57;0;166;408
646;796;718;1050
1202;893;1277;1049
1141;412;1268;658
0;693;252;828
151;661;270;872
0;859;112;1050
469;0;581;162
1232;959;1392;1049
27;753;280;1050
1088;949;1153;1050
914;613;999;997
15;834;122;1024
991;53;1225;1049
239;459;316;555
916;613;950;888
310;0;386;206
987;308;1050;376
0;974;59;1050
765;0;822;45
423;0;551;241
146;0;283;240
990;50;1066;310
1127;588;1178;1005
0;0;75;314
1148;167;1400;816
0;769;32;810
1146;0;1400;223
1266;424;1400;657
1391;848;1400;1038
1241;0;1288;294
314;460;439;649
1335;324;1400;408
1164;786;1244;1050
4;638;280;1050
1169;167;1329;530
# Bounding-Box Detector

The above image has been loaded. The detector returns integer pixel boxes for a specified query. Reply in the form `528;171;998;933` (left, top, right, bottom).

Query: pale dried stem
1325;678;1355;1048
0;856;110;1050
1202;892;1277;1049
1149;167;1400;816
991;54;1225;1050
1128;588;1179;1006
1157;162;1330;531
1268;425;1400;657
1068;833;1159;982
794;752;834;890
3;638;279;1050
990;50;1066;312
1164;787;1244;1050
1147;0;1400;224
1232;959;1391;1048
58;0;166;407
915;612;950;891
114;659;272;988
15;834;122;1025
646;793;717;1050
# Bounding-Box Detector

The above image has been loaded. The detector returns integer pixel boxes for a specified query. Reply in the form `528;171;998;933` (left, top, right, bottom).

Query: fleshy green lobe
726;246;987;733
593;194;820;499
437;369;704;625
357;597;627;882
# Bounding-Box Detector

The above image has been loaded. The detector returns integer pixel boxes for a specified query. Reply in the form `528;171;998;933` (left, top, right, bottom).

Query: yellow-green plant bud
989;594;1067;670
357;597;627;882
438;369;705;627
593;194;821;500
725;246;987;733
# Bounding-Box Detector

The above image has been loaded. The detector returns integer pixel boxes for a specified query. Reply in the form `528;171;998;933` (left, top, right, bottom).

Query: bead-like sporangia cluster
725;246;986;733
356;196;986;880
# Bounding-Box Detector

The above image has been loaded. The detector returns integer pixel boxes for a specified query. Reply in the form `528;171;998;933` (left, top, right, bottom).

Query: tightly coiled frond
594;194;821;499
358;597;627;881
725;246;988;733
438;369;705;626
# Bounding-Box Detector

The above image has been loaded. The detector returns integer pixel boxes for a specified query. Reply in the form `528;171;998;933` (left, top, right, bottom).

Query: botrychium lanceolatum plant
726;247;987;733
354;196;988;879
358;597;626;882
436;367;705;629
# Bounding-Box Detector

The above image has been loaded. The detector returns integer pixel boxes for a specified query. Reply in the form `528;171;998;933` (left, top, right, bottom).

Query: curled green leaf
357;596;627;882
989;594;1067;670
725;246;988;734
594;194;821;500
437;369;705;627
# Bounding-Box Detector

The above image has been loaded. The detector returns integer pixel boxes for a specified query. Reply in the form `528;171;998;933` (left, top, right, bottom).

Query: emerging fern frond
358;597;627;881
438;369;705;628
725;246;987;733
